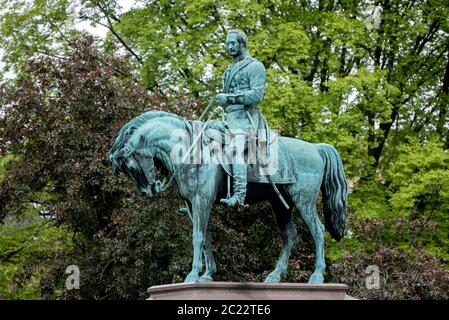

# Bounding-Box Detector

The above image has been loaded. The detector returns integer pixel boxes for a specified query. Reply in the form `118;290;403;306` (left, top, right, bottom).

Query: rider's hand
215;93;228;106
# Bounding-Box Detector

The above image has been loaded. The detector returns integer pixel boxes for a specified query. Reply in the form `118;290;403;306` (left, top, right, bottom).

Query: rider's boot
220;164;248;208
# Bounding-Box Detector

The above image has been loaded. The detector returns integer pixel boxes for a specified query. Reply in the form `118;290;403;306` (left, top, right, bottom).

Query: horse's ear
123;144;134;158
111;156;121;175
112;163;120;175
116;148;126;158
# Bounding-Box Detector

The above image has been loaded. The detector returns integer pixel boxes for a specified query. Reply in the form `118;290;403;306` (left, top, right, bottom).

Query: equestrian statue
108;30;349;284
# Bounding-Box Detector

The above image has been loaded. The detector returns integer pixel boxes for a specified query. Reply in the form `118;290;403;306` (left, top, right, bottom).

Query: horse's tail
316;143;348;241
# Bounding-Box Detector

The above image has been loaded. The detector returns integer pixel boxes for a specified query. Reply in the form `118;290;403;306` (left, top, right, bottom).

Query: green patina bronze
108;30;349;284
216;29;268;207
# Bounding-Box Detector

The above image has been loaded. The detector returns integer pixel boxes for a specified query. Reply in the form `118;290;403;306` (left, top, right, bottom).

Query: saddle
185;119;296;184
246;138;296;184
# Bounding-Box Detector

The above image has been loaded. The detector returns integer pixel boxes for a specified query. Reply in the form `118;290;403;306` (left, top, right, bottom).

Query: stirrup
220;195;248;208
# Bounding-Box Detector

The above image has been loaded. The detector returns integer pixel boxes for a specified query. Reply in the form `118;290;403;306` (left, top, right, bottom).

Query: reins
158;98;223;192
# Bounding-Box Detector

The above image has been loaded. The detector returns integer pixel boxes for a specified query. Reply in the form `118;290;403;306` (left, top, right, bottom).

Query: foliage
0;209;72;299
1;0;449;300
386;139;449;262
326;213;449;300
0;155;73;299
110;0;449;176
0;36;293;299
0;36;157;298
0;0;77;76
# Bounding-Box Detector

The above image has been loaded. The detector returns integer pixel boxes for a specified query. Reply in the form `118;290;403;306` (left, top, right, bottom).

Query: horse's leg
182;200;216;282
291;177;326;284
184;195;212;283
199;230;216;282
265;200;296;283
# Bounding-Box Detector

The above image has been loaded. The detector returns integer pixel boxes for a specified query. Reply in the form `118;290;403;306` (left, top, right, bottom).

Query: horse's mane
109;110;226;175
108;111;185;170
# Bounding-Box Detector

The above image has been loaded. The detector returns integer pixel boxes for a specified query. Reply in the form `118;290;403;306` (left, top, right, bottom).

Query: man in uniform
215;29;267;207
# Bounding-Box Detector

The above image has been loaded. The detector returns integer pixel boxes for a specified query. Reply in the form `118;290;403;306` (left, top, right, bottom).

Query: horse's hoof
308;273;324;284
199;275;213;282
184;274;200;283
264;273;281;283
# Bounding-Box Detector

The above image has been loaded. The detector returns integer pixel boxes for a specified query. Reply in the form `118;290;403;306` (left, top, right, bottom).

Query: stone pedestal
148;282;356;300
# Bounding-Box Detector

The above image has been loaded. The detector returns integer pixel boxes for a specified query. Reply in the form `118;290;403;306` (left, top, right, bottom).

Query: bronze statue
215;29;268;208
108;31;349;284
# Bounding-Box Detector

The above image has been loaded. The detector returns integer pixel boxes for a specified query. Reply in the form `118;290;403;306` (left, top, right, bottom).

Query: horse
108;111;348;284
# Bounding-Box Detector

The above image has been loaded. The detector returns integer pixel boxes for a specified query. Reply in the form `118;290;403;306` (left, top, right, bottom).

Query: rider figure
215;29;267;207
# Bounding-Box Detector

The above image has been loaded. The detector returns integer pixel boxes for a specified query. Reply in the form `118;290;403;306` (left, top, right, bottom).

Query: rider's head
226;29;248;57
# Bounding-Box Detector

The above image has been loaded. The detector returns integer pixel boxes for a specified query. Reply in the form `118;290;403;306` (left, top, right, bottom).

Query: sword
245;110;290;210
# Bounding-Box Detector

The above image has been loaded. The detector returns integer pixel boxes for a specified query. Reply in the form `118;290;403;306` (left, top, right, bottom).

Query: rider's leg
220;162;247;207
220;130;248;207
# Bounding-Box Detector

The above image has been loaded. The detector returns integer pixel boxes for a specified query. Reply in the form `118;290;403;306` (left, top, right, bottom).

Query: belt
226;104;258;113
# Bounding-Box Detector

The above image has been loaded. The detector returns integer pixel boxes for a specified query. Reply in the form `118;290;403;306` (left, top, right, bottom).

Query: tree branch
93;4;143;65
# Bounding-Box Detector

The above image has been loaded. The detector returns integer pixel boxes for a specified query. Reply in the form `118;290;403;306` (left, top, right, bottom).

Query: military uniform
220;51;267;207
222;51;266;132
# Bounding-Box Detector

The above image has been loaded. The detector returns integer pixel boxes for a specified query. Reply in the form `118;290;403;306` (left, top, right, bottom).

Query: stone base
148;282;356;300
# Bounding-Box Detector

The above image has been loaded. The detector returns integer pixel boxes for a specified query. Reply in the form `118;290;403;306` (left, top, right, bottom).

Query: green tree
387;139;449;262
0;0;76;76
1;0;449;299
0;205;72;299
0;36;157;298
0;36;290;299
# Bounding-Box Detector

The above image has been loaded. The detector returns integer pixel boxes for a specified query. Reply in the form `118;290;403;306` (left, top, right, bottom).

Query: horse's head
110;143;163;199
109;111;183;198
